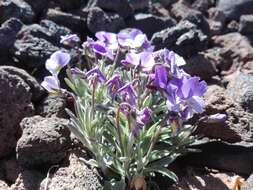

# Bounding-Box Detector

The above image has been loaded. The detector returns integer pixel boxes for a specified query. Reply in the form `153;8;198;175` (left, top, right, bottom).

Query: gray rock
0;0;35;24
17;116;71;168
217;0;253;21
45;9;88;35
239;15;253;34
2;156;20;184
171;0;199;20
151;20;208;57
39;154;102;190
0;18;23;55
87;0;133;18
11;34;60;70
0;67;34;158
129;0;149;11
242;174;253;190
183;53;217;80
18;20;71;47
87;7;125;33
128;13;176;38
37;96;68;118
226;72;253;112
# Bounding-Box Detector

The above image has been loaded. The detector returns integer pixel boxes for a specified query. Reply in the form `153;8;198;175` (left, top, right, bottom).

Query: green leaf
144;167;178;182
103;179;126;190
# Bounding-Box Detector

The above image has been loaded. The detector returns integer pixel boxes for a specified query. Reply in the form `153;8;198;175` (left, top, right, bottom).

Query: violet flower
117;28;152;50
83;37;114;60
137;107;152;125
105;74;123;100
121;51;155;71
117;83;137;106
60;34;80;45
41;75;61;94
177;76;207;120
95;31;118;50
85;67;107;83
45;51;70;75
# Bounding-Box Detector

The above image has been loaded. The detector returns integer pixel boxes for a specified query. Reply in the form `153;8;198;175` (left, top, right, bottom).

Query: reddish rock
39;154;102;190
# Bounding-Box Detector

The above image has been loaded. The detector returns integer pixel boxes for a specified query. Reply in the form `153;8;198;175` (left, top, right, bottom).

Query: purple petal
154;65;168;89
45;51;70;75
41;75;60;93
85;67;106;83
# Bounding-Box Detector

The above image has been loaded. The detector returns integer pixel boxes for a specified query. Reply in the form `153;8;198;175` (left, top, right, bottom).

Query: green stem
116;106;125;156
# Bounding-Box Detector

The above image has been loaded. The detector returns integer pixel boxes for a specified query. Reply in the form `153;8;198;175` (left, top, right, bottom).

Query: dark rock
10;169;44;190
2;156;20;183
37;96;68;118
217;0;253;21
129;0;149;11
0;0;35;24
226;72;253;112
23;0;49;16
87;7;125;33
0;18;23;55
157;0;176;7
183;53;217;80
17;116;71;168
179;139;253;175
53;0;85;11
11;34;60;71
197;85;253;143
128;13;176;39
87;0;133;18
183;11;210;36
39;154;102;190
18;20;71;47
0;66;45;102
192;0;214;13
208;8;226;35
0;67;34;158
239;15;253;34
151;20;208;57
45;8;88;35
242;174;253;190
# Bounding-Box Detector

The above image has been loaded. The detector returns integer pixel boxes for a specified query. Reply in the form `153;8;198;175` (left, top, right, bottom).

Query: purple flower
60;34;80;45
83;37;114;60
105;74;123;100
176;76;207;120
154;64;168;89
45;51;70;75
117;83;137;106
41;75;60;94
117;29;152;50
85;67;107;83
137;107;152;125
95;31;118;50
121;51;155;71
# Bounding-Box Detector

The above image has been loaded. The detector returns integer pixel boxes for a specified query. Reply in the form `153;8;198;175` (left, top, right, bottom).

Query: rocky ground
0;0;253;189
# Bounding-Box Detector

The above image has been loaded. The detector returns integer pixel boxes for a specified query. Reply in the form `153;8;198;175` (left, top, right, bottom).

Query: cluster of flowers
42;29;207;126
41;29;211;189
